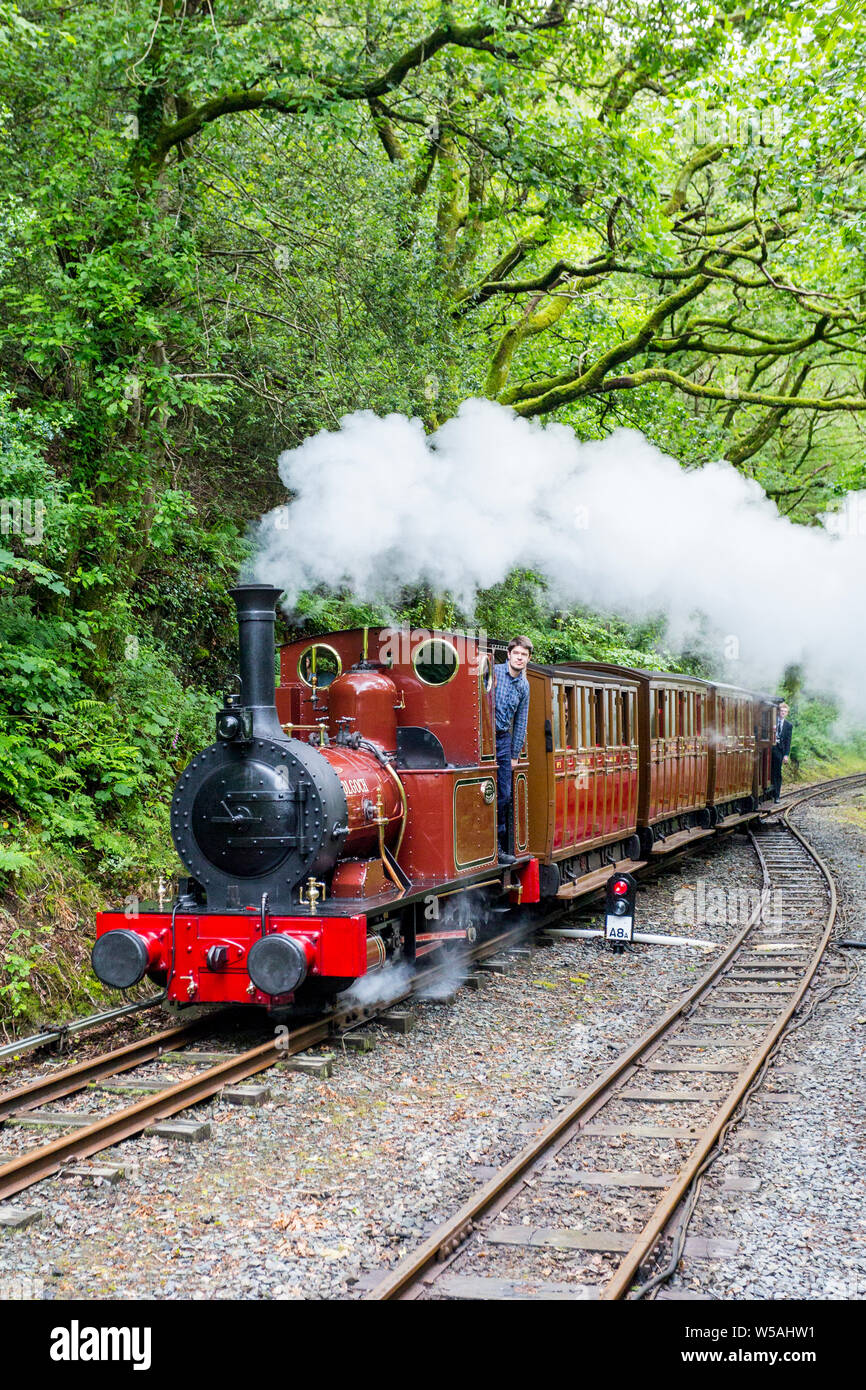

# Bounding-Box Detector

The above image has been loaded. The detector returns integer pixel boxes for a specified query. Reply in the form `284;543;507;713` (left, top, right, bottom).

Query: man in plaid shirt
494;635;533;863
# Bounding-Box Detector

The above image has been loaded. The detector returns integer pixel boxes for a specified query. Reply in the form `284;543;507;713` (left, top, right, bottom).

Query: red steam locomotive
91;585;776;1010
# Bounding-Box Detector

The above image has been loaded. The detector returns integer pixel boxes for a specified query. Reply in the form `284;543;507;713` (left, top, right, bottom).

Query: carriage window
574;688;584;747
552;684;562;749
594;689;605;746
563;687;573;748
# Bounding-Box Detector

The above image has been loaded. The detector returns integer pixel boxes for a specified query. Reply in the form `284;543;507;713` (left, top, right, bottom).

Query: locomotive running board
556;858;646;899
651;826;715;855
714;809;760;831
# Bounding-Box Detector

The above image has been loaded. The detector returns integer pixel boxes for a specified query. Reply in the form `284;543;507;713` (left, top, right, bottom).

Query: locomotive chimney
230;583;286;740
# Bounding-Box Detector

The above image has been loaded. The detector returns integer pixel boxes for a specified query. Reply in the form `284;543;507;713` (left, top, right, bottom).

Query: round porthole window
412;638;459;686
297;643;342;688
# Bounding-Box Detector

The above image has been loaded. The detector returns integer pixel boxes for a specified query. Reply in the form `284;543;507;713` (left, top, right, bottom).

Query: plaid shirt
494;663;530;758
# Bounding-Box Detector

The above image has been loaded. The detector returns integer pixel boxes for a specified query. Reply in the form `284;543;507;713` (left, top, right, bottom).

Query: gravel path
0;834;762;1301
661;787;866;1301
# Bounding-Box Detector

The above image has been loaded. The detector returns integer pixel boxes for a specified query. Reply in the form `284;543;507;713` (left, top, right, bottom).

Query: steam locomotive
91;585;776;1011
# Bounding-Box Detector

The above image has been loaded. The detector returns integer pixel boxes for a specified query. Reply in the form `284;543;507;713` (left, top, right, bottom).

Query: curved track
366;774;863;1300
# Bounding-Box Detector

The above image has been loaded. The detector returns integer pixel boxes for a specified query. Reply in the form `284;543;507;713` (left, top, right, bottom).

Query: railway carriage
558;664;713;858
522;663;641;899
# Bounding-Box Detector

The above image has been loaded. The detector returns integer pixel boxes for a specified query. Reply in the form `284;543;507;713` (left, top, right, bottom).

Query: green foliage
774;688;866;774
472;571;698;672
1;1;866;1031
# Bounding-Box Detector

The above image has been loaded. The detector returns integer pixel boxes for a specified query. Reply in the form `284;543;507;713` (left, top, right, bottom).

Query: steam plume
253;399;865;712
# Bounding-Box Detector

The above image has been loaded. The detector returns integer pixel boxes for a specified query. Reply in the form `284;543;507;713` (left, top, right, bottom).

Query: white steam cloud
253;399;865;714
339;961;414;1008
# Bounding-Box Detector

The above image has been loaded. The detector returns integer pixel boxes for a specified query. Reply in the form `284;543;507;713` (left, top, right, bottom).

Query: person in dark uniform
493;635;532;863
771;700;792;802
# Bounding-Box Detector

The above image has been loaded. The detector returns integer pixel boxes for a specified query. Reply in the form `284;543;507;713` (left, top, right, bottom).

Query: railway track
0;772;859;1224
365;773;863;1300
0;915;552;1206
0;992;168;1064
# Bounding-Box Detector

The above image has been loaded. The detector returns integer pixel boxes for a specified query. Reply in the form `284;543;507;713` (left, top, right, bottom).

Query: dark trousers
496;730;513;846
771;746;784;801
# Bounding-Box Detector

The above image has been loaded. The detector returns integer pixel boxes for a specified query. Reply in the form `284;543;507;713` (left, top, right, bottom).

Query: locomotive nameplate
341;777;371;796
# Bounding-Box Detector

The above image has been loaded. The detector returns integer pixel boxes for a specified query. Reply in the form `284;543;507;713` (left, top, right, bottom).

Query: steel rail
0;1020;207;1120
0;1018;331;1202
761;769;866;820
368;774;860;1301
0;993;167;1063
365;877;778;1300
602;801;839;1298
0;916;553;1205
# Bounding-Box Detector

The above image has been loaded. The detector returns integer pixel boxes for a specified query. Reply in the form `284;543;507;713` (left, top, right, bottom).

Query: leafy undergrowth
787;754;866;785
0;833;175;1039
